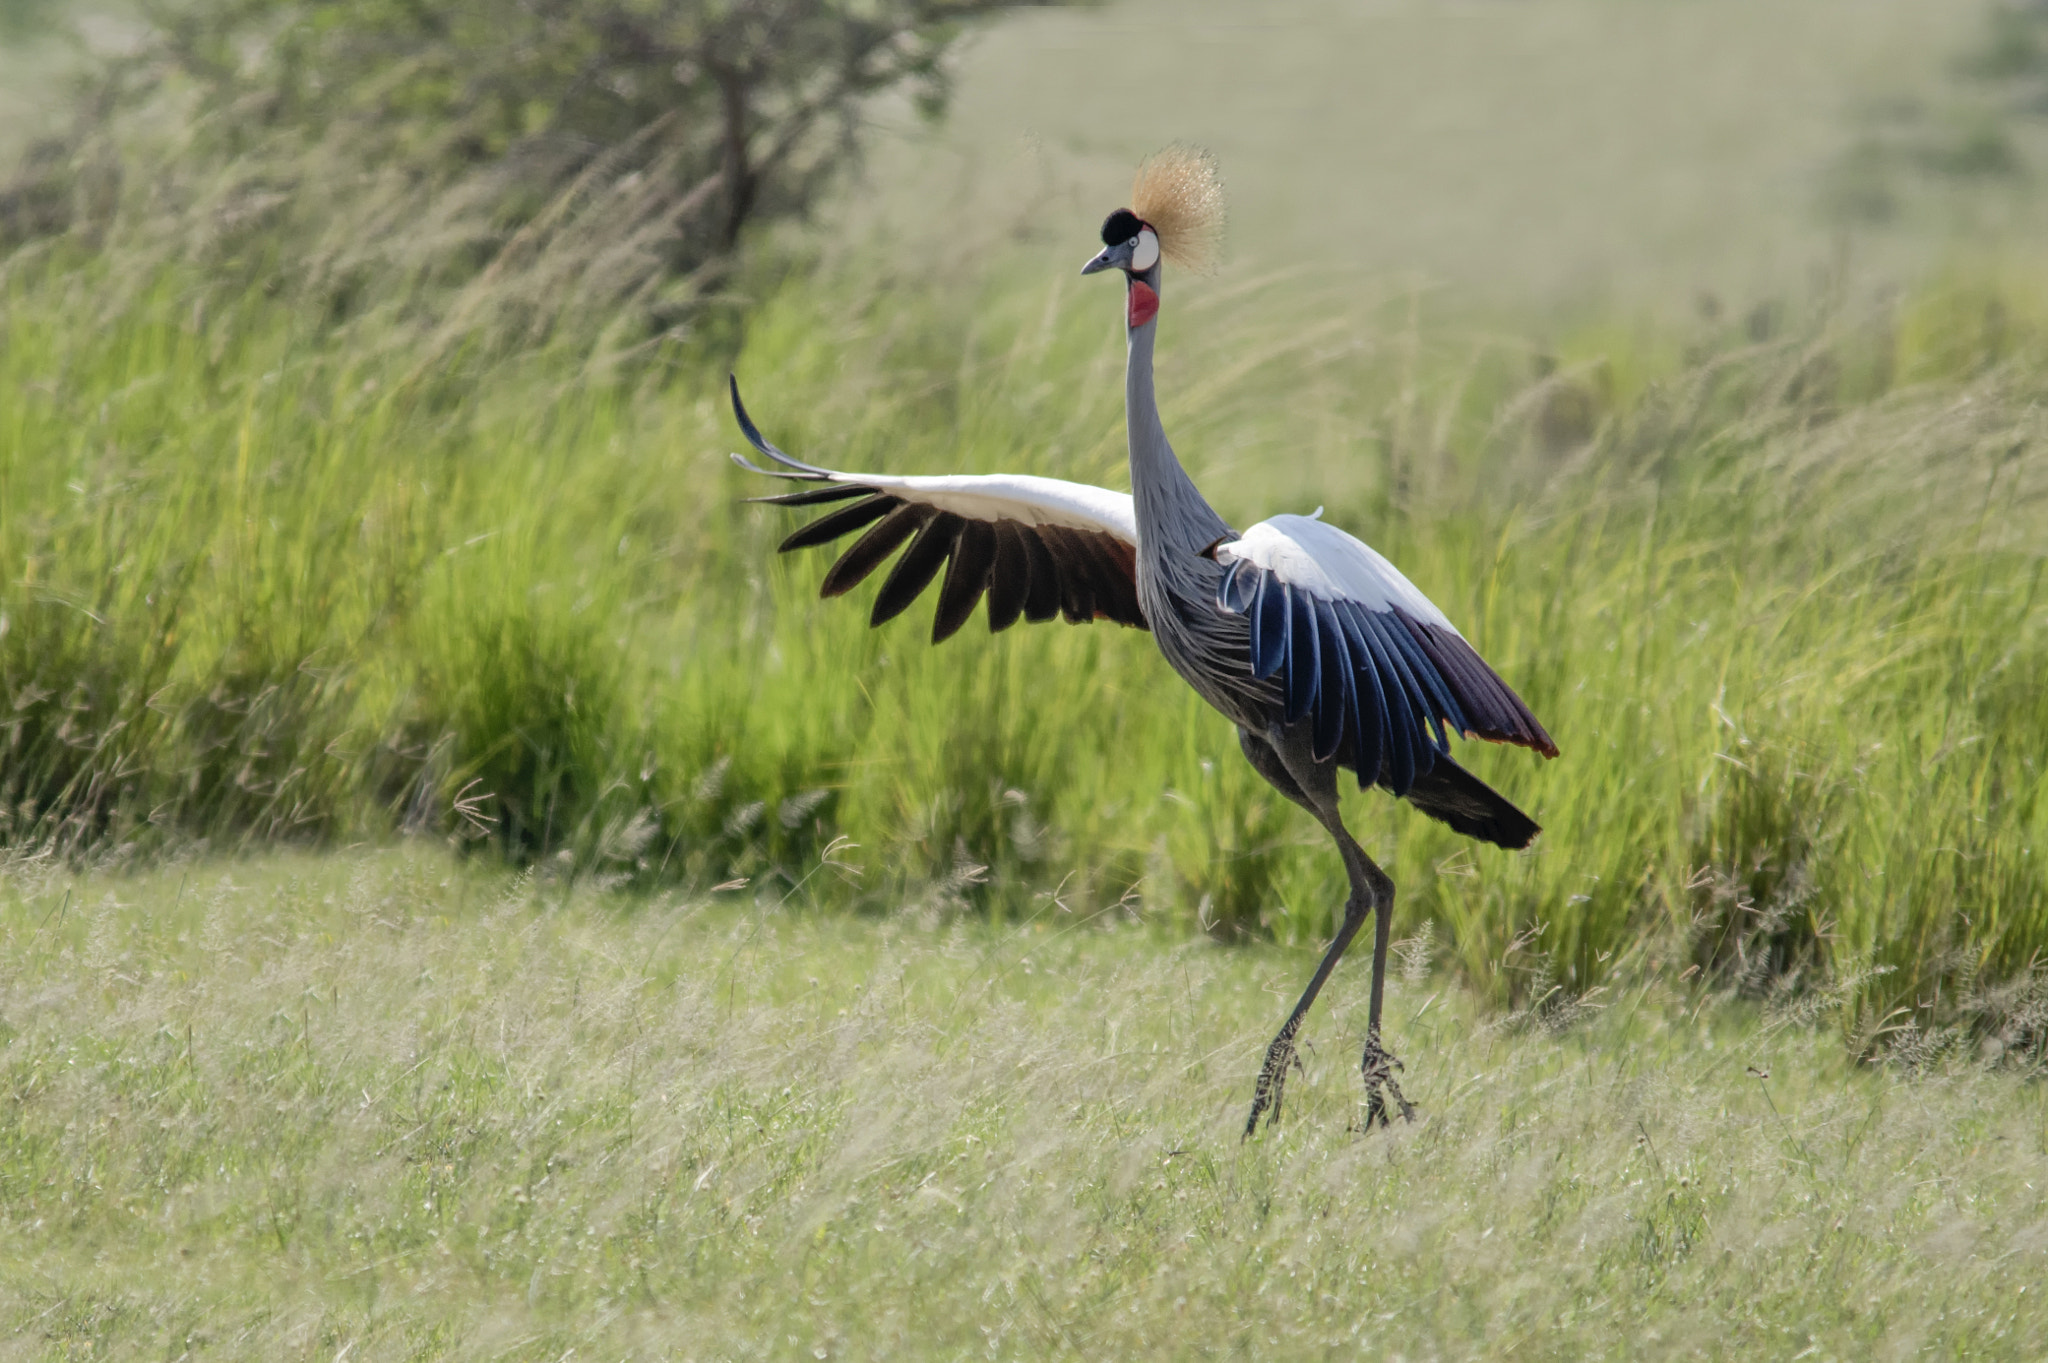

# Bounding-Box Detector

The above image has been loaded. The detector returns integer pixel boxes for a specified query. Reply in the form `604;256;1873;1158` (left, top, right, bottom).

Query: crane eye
1131;229;1160;272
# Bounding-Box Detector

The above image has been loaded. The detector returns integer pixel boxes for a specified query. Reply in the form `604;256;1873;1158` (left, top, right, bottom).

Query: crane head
1081;146;1224;328
1080;210;1160;278
1082;210;1163;328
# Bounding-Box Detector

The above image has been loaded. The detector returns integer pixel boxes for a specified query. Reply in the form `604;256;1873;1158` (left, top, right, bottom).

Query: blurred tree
0;0;63;41
1819;2;2048;230
2;0;1058;357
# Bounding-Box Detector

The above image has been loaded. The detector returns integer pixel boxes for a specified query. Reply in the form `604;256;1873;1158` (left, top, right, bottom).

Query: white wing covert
730;378;1146;640
1214;512;1556;797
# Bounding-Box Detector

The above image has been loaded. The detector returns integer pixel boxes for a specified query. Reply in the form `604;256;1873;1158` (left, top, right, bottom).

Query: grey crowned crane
732;146;1557;1136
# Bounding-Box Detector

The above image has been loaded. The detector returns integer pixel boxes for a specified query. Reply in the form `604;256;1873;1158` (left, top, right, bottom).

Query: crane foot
1242;1022;1306;1140
1361;1029;1417;1129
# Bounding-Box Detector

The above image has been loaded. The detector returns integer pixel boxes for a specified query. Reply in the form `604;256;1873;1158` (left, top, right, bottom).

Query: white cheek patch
1131;228;1160;272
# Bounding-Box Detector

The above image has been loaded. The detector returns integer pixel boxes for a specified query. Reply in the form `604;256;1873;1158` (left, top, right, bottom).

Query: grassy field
4;0;2045;1025
4;849;2046;1360
7;0;2048;1353
6;237;2048;1033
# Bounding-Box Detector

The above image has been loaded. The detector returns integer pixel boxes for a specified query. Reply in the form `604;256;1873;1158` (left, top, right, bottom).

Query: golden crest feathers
1130;144;1226;275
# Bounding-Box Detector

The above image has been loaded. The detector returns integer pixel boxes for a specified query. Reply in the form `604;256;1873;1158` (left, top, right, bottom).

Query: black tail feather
1402;753;1540;849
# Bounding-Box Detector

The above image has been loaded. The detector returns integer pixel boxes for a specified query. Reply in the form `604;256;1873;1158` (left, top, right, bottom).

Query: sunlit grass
2;849;2044;1359
4;240;2047;1031
4;238;2048;1023
7;6;2048;1356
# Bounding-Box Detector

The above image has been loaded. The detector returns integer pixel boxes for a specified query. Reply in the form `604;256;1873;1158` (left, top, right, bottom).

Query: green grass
7;4;2048;1355
5;237;2048;1033
3;848;2046;1359
5;0;2046;1043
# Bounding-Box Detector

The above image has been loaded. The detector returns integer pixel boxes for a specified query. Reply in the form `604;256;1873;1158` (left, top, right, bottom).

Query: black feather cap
1100;208;1142;246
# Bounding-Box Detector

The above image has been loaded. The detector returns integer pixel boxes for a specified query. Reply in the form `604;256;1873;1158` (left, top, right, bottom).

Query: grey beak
1081;238;1135;276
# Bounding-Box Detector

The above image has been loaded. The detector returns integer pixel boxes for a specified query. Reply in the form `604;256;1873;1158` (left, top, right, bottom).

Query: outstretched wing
1215;512;1556;797
730;377;1146;642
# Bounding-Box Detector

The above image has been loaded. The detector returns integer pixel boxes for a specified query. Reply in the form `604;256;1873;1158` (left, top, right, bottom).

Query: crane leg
1359;855;1417;1130
1238;728;1416;1138
1242;869;1368;1138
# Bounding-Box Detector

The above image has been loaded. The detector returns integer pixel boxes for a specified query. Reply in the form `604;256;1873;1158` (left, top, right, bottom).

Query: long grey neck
1126;306;1231;555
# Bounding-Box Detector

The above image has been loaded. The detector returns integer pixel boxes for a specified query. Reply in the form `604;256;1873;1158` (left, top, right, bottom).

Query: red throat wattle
1127;280;1159;329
